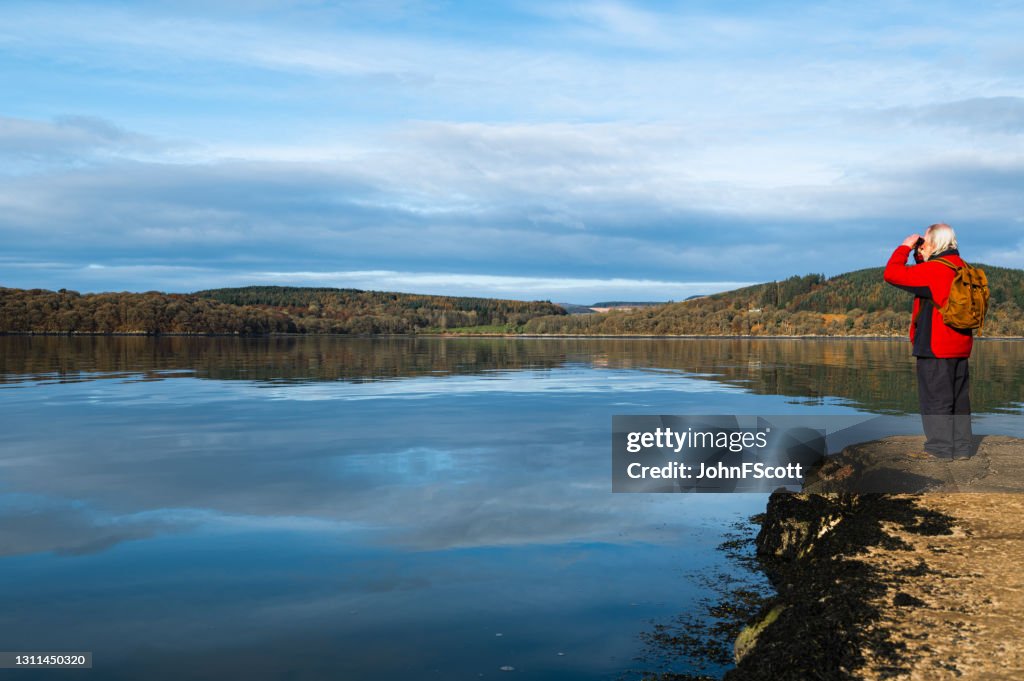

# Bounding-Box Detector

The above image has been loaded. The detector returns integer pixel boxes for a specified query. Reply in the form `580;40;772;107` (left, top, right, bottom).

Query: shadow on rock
724;493;955;681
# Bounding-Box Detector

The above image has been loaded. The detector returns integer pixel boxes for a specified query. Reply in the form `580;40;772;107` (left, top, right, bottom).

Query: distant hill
589;300;666;308
522;265;1024;336
0;285;565;335
5;267;1022;336
537;301;669;315
554;303;597;315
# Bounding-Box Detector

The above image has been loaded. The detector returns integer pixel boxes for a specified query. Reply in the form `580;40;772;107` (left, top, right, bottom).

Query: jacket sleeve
883;245;933;298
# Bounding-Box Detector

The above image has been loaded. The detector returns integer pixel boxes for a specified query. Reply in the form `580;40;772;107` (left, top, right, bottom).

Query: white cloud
881;96;1024;133
244;269;751;300
2;1;1024;293
0;258;751;301
0;115;162;164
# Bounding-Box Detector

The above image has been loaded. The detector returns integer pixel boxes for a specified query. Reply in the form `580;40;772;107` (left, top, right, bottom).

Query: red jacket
883;245;973;358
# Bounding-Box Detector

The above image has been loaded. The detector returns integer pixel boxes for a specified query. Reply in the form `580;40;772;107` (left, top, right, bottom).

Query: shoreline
4;331;1024;341
725;435;1024;680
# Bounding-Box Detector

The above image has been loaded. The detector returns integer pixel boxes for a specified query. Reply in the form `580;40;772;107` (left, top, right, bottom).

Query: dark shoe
909;450;954;460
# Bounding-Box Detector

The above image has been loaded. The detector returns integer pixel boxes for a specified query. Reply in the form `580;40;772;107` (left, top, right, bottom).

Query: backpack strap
914;258;958;328
932;257;961;271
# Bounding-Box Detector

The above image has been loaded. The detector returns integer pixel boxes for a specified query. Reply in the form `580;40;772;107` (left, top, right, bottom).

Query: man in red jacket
883;223;973;459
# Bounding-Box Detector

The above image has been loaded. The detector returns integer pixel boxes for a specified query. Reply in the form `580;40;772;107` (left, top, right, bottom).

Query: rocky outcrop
725;435;1024;681
801;435;1024;494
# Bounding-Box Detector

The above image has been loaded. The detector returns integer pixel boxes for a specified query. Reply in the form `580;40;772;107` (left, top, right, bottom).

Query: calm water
2;337;1023;680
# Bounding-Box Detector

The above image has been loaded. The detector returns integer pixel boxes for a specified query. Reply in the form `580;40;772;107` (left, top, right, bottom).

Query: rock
725;435;1024;681
755;492;851;562
799;435;1011;494
733;604;785;664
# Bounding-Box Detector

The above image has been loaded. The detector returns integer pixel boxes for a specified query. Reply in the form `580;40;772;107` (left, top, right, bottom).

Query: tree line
0;286;565;335
522;266;1024;337
4;264;1022;336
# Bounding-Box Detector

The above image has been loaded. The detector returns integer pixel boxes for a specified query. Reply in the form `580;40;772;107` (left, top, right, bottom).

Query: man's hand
902;234;922;249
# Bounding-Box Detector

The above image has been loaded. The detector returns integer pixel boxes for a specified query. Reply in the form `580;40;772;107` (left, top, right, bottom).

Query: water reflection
1;367;765;559
1;336;1021;680
3;336;1024;414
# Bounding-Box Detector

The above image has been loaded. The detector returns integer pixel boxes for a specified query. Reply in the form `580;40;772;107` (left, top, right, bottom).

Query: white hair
926;223;958;253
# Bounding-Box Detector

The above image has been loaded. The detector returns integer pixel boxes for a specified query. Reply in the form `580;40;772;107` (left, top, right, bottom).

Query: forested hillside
4;264;1022;336
523;265;1024;336
0;286;564;335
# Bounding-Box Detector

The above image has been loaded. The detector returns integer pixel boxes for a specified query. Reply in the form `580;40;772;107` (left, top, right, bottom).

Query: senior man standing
883;223;974;459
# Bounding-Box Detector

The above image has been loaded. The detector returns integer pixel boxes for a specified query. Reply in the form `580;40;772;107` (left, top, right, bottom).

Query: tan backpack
933;257;990;335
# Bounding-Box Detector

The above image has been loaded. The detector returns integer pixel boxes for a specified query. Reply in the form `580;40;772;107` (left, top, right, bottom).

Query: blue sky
1;0;1022;302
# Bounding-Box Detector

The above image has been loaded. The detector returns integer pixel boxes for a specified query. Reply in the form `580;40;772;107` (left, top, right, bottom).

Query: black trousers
916;357;973;457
